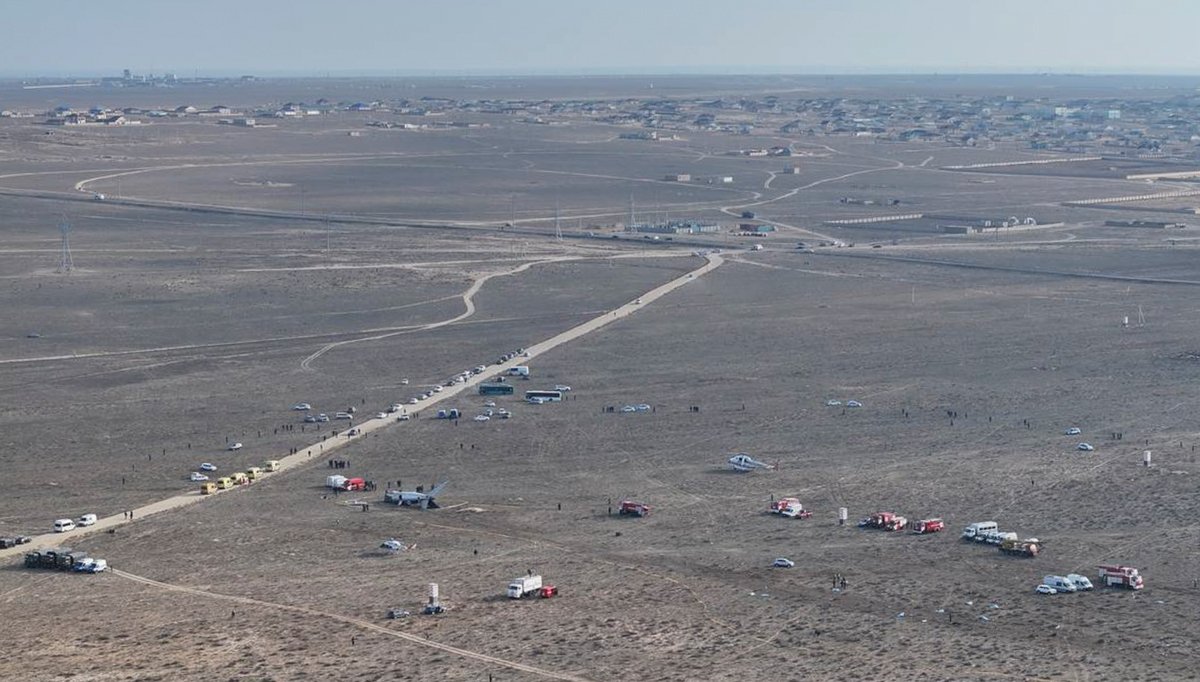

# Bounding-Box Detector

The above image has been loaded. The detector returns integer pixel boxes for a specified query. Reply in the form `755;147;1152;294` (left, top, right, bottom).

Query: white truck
507;574;542;599
325;474;347;489
507;365;530;377
961;521;997;540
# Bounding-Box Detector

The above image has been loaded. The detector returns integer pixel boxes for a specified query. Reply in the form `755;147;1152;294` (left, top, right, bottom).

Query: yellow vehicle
216;477;234;490
200;482;218;495
245;467;264;481
264;460;281;472
231;472;249;485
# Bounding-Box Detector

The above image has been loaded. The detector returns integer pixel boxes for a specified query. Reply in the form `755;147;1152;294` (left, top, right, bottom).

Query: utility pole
555;197;562;241
57;217;74;273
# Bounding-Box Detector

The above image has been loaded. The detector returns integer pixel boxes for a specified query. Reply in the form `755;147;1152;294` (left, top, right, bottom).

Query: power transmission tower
57;217;74;273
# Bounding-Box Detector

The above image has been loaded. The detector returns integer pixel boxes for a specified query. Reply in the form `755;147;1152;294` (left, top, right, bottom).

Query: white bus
525;390;562;403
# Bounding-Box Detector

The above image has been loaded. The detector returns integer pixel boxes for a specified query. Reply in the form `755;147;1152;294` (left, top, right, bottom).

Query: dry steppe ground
2;80;1200;681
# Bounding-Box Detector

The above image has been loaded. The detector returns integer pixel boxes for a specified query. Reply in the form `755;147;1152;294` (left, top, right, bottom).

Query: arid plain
1;76;1198;681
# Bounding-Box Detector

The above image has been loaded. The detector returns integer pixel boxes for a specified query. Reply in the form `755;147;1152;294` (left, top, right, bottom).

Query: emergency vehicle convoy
14;375;1152;619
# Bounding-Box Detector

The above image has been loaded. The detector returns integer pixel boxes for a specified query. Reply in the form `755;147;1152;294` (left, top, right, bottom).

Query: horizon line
5;68;1200;80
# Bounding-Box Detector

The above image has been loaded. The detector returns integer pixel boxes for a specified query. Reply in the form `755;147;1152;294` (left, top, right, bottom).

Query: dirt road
0;252;723;560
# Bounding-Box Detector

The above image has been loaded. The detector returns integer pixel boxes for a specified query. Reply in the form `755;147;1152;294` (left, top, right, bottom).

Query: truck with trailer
999;538;1040;557
1098;565;1144;590
24;548;92;572
618;500;651;517
508;574;543;599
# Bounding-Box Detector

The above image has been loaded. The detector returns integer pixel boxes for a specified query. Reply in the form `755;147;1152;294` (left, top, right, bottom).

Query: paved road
0;252;724;561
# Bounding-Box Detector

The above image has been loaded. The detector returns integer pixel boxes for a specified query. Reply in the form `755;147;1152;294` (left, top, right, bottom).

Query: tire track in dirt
111;568;592;681
299;257;571;371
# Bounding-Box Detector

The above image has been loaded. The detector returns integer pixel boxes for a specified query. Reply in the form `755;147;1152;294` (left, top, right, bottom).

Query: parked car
554;385;572;392
474;414;491;422
200;462;218;472
291;403;312;411
1036;584;1057;595
303;414;318;423
189;472;210;482
846;400;863;408
772;558;795;568
316;414;330;422
228;442;243;451
825;399;842;406
1064;427;1082;436
1077;443;1095;451
78;513;97;527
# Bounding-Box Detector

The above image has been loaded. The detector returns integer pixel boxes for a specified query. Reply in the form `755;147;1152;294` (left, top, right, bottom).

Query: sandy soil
2;79;1199;681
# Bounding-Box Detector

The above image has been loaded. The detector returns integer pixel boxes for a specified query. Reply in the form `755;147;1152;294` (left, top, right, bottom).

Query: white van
1043;575;1078;593
53;518;76;533
77;513;98;527
1065;574;1094;591
961;521;997;540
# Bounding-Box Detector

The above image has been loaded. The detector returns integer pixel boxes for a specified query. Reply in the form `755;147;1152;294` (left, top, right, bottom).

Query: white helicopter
728;454;776;472
384;481;448;509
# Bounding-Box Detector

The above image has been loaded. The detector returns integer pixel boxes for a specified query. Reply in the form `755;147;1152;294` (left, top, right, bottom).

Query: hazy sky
5;0;1200;76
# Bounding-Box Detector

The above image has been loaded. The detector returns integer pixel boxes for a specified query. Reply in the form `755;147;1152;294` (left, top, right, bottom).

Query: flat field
1;77;1198;682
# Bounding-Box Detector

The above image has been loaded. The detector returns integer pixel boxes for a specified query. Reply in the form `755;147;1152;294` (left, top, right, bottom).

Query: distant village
5;70;1200;160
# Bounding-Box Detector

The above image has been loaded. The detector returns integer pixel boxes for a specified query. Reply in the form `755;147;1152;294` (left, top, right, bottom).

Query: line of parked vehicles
624;491;1146;594
198;460;281;493
24;547;107;573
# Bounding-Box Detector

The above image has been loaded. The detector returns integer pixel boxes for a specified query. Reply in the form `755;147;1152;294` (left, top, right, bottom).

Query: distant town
4;70;1200;161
